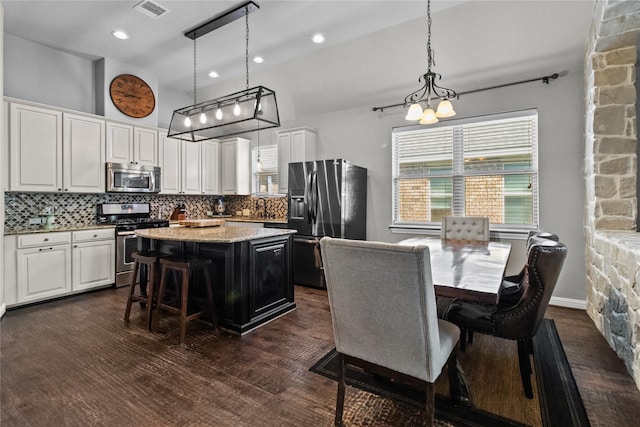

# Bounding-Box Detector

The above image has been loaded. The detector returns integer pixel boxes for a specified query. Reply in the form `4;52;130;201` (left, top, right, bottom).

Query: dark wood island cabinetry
134;226;297;334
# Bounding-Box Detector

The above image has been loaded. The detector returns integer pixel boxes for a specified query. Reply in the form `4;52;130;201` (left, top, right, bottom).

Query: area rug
310;319;589;427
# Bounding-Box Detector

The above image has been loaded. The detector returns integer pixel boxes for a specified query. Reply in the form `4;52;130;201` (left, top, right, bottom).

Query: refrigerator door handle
311;170;318;222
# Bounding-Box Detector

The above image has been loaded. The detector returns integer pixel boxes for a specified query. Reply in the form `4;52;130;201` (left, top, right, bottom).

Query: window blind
392;109;538;230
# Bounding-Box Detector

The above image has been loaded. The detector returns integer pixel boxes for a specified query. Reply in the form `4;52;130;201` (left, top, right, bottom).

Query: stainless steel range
97;203;169;287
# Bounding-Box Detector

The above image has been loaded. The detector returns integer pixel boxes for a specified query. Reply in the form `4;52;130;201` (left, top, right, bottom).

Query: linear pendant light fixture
403;0;457;125
168;1;280;141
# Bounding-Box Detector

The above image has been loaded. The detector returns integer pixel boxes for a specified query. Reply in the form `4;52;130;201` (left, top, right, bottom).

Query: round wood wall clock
109;74;156;118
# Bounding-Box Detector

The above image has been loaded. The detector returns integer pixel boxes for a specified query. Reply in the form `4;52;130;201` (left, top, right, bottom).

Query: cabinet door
106;122;133;164
63;114;106;193
160;134;181;194
134;127;158;166
17;245;72;303
9;103;63;192
201;140;220;194
249;238;290;320
221;141;237;194
72;240;115;291
182;141;202;194
277;133;291;195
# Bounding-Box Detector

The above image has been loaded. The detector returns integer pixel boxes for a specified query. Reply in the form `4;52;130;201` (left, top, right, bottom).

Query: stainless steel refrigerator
287;159;367;288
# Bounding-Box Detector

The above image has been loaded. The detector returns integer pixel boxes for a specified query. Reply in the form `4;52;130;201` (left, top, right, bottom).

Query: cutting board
179;219;226;228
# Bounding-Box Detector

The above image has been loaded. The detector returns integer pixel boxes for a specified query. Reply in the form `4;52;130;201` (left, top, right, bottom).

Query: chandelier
404;0;457;125
168;1;280;141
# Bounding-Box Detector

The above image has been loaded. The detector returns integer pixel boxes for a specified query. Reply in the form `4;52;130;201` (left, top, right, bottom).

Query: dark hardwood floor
1;285;639;426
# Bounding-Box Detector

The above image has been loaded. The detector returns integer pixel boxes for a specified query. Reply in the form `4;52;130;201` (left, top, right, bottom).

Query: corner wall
585;0;640;390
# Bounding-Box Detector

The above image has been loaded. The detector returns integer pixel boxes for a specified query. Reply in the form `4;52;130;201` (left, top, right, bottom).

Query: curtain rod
371;72;563;113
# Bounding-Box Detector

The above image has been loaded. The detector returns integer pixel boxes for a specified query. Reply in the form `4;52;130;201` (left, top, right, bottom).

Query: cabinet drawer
18;232;71;248
73;228;114;242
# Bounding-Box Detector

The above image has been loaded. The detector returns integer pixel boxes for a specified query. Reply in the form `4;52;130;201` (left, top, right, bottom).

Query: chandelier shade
403;0;457;124
168;85;279;141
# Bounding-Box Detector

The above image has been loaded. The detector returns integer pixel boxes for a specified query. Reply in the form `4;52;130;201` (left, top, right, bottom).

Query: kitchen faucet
256;197;267;219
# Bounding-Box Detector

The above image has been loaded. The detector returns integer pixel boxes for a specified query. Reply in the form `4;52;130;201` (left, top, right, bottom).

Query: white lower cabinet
5;229;115;307
72;229;115;291
17;244;72;303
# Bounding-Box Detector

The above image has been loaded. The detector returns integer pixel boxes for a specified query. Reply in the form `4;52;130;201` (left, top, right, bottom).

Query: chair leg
460;329;467;352
335;353;346;427
179;268;189;344
517;340;534;399
425;381;435;427
144;262;156;331
152;265;169;333
447;347;459;402
124;261;141;322
467;330;474;345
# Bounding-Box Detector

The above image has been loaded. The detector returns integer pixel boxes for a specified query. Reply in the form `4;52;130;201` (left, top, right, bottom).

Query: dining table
398;236;512;304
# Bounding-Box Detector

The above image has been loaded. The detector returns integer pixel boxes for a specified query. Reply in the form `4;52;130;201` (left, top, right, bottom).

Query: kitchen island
135;226;297;334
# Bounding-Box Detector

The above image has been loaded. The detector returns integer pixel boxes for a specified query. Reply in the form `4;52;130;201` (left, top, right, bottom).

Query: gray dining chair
441;216;490;242
320;236;461;427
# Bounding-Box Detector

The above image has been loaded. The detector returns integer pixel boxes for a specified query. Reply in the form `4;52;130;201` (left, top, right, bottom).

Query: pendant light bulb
184;116;192;127
419;108;439;125
215;107;223;120
199;112;207;124
233;100;241;116
405;103;424;121
256;157;263;172
435;99;456;118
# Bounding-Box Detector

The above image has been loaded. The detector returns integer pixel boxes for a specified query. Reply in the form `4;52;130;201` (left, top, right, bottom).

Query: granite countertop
4;224;116;236
135;225;296;243
169;216;287;225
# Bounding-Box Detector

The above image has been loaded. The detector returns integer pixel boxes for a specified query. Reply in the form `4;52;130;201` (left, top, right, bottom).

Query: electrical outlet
29;217;42;225
206;210;213;216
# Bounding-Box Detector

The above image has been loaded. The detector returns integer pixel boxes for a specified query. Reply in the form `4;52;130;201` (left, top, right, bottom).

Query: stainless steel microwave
106;162;161;193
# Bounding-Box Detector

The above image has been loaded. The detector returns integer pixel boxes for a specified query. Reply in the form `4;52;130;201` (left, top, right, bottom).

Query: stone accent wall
585;0;640;391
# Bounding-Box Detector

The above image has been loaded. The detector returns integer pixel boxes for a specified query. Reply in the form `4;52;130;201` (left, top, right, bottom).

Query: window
392;109;538;231
252;144;279;195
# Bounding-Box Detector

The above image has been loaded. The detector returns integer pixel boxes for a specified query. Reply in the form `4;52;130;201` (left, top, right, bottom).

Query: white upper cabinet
106;121;158;166
9;103;63;192
8;102;105;193
221;137;251;195
277;127;317;195
63;113;106;193
201;140;220;195
159;131;203;195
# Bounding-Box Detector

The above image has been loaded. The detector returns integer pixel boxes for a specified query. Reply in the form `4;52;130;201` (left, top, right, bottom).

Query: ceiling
3;0;466;95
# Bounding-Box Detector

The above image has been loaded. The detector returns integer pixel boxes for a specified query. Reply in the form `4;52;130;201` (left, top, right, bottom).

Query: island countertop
135;225;296;243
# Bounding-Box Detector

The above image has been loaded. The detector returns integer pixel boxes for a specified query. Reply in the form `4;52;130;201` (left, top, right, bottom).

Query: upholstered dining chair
438;239;567;398
320;237;461;427
441;216;490;242
499;231;559;307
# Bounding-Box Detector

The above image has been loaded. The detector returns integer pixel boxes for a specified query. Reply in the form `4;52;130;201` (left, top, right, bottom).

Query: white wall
3;32;94;113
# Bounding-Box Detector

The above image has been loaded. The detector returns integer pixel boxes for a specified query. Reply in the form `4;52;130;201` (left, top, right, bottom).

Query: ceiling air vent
134;1;169;19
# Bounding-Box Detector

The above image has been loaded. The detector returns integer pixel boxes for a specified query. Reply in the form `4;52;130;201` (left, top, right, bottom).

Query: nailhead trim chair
320;237;461;426
438;239;568;398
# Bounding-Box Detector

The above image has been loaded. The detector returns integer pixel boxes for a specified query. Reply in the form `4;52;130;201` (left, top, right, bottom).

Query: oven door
115;232;139;287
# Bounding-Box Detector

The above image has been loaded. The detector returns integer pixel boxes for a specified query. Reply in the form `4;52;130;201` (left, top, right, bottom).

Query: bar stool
124;251;163;330
152;256;216;343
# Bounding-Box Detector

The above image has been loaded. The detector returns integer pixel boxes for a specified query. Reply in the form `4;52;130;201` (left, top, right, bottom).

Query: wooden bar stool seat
124;250;164;330
152;256;216;343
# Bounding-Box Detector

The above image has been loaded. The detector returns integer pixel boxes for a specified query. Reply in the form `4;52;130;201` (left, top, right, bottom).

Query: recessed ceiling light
312;33;325;44
112;30;129;40
208;71;219;78
253;56;264;64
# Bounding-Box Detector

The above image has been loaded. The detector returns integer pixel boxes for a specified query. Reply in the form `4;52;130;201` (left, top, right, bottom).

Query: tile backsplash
4;193;288;232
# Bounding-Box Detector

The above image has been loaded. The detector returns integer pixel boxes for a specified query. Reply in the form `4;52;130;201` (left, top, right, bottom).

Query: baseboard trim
550;296;586;310
0;303;6;319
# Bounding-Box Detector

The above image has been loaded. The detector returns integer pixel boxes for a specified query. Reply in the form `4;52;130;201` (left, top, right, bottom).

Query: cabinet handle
38;247;54;252
65;189;69;191
93;234;98;238
44;238;49;242
74;245;78;248
57;188;62;191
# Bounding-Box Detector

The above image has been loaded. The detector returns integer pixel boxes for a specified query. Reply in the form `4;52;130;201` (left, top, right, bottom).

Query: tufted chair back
493;239;568;338
441;216;490;242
